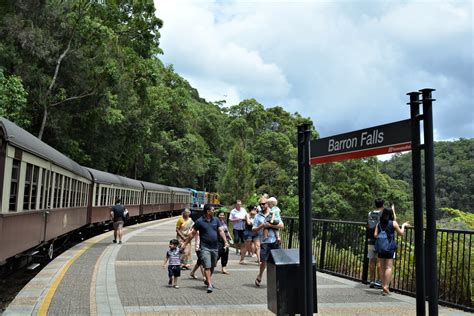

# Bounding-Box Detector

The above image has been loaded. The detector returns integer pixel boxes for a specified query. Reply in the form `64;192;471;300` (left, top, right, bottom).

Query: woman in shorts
244;205;260;263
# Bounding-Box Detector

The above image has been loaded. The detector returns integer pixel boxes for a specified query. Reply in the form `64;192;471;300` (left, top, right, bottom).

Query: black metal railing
280;216;473;311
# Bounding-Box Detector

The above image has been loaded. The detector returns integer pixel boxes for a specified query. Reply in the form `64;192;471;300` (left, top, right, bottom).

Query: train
187;188;221;209
0;117;220;269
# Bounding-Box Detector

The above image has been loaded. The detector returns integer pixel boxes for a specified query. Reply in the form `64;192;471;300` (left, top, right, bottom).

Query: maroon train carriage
0;117;92;265
141;181;172;215
85;167;142;224
169;186;192;212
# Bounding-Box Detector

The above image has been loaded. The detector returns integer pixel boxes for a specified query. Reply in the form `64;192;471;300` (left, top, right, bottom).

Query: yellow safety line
37;218;175;315
37;234;109;316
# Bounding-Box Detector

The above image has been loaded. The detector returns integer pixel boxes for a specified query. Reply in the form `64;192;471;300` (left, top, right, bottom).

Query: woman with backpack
374;207;409;296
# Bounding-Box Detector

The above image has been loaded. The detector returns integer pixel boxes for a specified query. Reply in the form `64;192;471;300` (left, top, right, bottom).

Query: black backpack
367;210;380;239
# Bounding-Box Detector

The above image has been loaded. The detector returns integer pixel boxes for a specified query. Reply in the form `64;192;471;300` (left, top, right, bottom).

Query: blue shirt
193;216;222;249
254;211;282;244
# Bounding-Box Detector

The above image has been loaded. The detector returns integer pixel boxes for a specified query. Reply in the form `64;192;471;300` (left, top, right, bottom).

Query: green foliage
0;70;29;127
381;139;474;213
312;158;412;221
437;208;474;229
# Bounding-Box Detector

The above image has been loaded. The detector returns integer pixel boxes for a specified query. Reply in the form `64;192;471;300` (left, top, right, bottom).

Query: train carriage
0;118;92;263
141;181;171;215
170;186;192;211
85;167;142;223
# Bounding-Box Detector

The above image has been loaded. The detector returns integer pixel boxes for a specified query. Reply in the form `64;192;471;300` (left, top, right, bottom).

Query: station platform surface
4;217;467;315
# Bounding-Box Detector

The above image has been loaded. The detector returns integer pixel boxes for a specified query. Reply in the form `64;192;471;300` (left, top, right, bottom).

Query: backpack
374;222;396;254
123;208;130;221
367;210;380;241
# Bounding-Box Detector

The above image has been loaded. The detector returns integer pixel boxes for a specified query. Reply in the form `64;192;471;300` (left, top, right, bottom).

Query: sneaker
207;286;213;293
118;241;122;244
374;280;382;288
113;240;117;243
369;281;375;288
168;278;172;285
174;285;179;289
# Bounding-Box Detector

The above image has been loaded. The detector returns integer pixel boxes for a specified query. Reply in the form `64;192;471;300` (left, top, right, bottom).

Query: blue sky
154;0;473;141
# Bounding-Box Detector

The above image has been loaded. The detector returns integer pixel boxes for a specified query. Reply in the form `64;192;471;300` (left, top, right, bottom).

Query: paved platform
4;217;467;315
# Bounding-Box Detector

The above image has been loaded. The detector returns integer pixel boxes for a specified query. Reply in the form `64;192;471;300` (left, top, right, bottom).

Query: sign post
300;88;438;315
297;123;316;315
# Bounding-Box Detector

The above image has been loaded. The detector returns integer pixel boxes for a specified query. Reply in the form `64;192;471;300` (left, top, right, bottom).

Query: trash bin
267;248;317;315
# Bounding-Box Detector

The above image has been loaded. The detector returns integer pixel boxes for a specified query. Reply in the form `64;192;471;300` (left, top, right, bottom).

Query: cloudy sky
153;0;473;141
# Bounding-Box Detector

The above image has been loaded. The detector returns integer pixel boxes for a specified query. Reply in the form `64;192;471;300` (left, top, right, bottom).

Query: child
163;239;182;288
263;197;281;242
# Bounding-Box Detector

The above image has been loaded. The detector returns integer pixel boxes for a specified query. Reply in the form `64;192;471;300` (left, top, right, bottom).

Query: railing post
319;222;328;271
288;218;294;249
362;229;369;283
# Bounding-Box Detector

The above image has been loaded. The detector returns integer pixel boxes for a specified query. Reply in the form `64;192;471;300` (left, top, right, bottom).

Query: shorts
260;242;280;263
168;265;181;278
113;221;124;229
243;230;259;241
377;251;396;259
367;244;376;259
233;229;245;244
199;247;218;269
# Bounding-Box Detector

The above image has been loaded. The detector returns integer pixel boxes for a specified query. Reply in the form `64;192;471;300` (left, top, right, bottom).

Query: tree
0;70;29;127
220;141;255;204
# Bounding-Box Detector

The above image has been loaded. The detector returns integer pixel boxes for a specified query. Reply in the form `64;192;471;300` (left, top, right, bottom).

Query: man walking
182;204;229;293
110;198;128;244
253;196;284;287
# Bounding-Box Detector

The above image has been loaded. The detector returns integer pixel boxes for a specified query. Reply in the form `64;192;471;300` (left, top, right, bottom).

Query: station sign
310;119;412;164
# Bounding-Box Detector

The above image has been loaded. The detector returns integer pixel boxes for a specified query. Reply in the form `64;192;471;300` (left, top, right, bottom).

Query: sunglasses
259;203;267;206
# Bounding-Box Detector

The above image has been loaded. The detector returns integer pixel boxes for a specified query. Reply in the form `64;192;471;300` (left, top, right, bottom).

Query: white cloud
154;0;473;140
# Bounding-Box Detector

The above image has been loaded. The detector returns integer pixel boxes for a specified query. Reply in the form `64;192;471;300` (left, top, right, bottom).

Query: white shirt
230;208;247;230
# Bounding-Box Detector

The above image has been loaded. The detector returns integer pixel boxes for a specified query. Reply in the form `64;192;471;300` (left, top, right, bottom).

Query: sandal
190;274;198;279
255;277;261;287
222;270;230;275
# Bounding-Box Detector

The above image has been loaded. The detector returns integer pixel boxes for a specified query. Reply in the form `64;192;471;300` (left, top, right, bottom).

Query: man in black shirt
110;198;127;244
182;204;229;293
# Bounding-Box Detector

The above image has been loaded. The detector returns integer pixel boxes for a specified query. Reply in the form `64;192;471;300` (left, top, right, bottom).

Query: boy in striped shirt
163;239;183;288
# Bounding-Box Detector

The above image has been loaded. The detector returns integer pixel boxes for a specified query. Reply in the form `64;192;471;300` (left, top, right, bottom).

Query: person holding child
253;196;284;287
163;239;182;289
263;197;281;243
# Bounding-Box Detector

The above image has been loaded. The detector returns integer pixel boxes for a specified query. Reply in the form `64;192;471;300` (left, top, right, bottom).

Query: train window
9;159;21;211
94;184;99;207
41;170;50;209
30;166;39;209
53;174;61;208
100;186;106;206
63;177;69;208
23;163;32;210
72;180;77;207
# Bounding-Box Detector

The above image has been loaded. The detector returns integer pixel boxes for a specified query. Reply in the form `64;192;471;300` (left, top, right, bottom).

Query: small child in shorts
163;239;182;288
263;197;281;242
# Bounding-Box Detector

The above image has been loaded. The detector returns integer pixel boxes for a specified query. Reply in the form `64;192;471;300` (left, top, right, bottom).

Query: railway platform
4;217;467;315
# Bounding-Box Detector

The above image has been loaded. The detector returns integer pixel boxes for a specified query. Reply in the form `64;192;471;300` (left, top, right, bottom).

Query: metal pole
407;91;425;315
421;88;438;315
303;123;316;314
297;125;308;313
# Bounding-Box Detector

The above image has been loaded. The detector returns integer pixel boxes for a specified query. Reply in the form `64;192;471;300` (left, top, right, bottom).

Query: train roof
170;186;190;194
85;167;142;189
0;117;91;180
140;180;171;192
